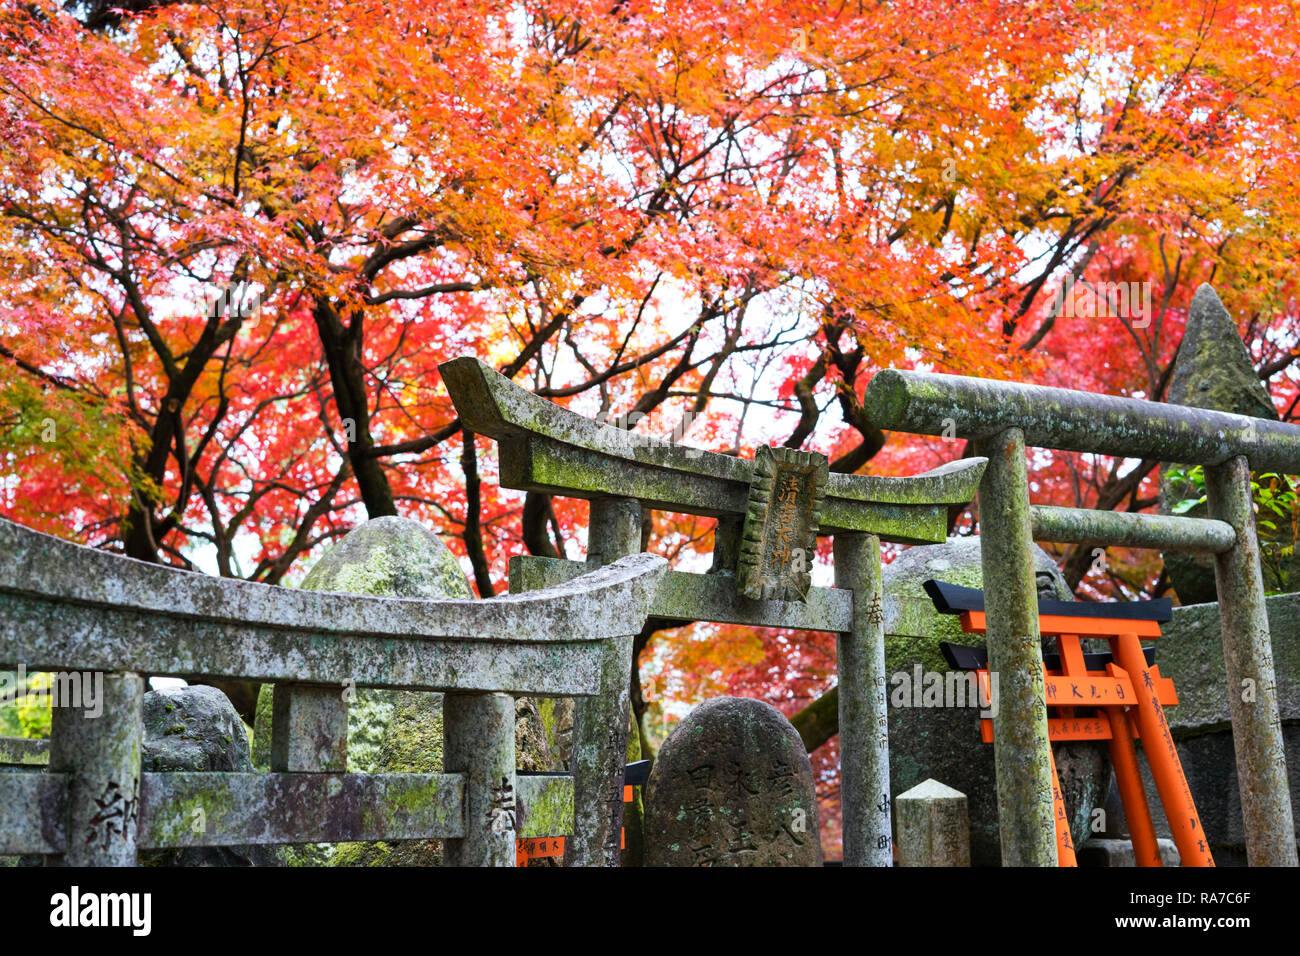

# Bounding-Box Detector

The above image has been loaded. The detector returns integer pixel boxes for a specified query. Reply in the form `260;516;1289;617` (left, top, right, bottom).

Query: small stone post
978;427;1057;866
270;684;348;772
443;692;517;866
47;671;144;866
1205;455;1298;866
565;495;642;867
896;779;970;866
834;532;892;866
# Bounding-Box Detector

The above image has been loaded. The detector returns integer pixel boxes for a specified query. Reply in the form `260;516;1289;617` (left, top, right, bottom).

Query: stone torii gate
0;515;667;866
867;335;1300;867
441;356;987;866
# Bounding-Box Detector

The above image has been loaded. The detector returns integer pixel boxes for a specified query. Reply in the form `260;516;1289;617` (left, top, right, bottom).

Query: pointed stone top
898;778;966;801
1187;284;1235;344
1169;284;1277;420
1191;281;1224;310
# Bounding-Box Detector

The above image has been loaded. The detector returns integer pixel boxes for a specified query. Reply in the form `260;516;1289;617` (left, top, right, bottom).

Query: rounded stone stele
644;696;822;867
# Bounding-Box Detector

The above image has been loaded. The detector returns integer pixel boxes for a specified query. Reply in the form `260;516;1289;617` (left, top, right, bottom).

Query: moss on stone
251;682;273;772
346;689;397;775
515;696;555;772
521;777;575;838
144;784;236;850
377;692;444;775
299;516;474;601
282;843;333;867
536;696;566;762
276;517;472;866
328;841;395;867
881;537;1072;675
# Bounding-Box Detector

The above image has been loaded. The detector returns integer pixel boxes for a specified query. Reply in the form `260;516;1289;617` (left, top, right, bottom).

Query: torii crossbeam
441;356;987;866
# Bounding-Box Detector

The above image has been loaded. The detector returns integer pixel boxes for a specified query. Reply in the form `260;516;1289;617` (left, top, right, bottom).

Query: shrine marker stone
896;778;971;867
643;696;822;866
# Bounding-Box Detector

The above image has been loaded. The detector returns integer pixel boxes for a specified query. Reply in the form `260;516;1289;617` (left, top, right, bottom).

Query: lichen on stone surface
299;515;475;601
262;517;572;866
278;517;471;865
138;684;279;866
643;696;821;867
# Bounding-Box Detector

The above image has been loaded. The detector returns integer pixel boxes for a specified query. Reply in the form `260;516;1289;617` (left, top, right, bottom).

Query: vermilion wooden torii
925;580;1215;868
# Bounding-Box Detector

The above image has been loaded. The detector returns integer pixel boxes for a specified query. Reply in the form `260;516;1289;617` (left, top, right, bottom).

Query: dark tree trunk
790;686;839;753
522;492;560;557
461;429;495;597
312;300;398;518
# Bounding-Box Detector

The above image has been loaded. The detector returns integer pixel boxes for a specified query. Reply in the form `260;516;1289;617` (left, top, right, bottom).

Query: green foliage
0;671;53;739
0;376;144;496
0;703;21;738
1166;464;1299;593
1165;464;1209;516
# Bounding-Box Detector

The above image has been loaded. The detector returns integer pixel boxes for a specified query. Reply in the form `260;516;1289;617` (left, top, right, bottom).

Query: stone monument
1159;284;1295;602
644;696;822;866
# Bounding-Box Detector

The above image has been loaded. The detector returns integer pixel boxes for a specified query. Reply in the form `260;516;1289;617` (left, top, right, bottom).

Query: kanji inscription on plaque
737;446;828;601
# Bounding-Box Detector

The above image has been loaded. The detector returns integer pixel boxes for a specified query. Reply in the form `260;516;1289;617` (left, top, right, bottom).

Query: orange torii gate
925;580;1215;868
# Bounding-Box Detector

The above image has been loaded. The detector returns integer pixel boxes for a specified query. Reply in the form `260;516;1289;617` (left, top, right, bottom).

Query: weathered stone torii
441;356;987;866
867;300;1300;868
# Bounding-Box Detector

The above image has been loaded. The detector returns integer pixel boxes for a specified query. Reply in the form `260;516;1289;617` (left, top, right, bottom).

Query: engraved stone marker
737;446;828;601
896;778;970;867
643;696;822;866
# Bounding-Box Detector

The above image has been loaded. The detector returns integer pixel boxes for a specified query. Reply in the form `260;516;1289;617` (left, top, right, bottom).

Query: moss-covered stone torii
441;356;989;867
0;516;666;865
866;283;1299;868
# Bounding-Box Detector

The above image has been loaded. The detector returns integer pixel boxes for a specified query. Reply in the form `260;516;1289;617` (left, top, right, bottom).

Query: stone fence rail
0;516;666;866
